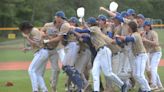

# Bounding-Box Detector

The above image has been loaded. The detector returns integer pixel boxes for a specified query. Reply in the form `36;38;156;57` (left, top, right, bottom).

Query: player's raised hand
100;6;106;11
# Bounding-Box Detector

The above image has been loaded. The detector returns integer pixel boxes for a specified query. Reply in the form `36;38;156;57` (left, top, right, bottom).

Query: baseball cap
137;14;145;20
121;11;128;17
143;20;151;26
69;17;79;24
98;14;107;21
87;17;97;24
55;11;66;19
127;9;135;16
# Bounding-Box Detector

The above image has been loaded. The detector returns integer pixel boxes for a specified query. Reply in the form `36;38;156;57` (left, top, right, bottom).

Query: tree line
0;0;164;27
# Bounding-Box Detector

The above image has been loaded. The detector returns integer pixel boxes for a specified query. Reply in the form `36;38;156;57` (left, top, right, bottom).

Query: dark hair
19;21;33;32
128;21;137;32
90;23;98;27
148;25;152;30
150;25;152;30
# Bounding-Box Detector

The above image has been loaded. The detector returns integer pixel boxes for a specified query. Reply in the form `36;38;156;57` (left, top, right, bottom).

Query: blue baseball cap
69;17;79;24
143;20;151;26
55;11;66;19
121;11;128;17
127;9;135;16
87;17;97;24
116;12;121;16
98;14;107;21
137;14;145;20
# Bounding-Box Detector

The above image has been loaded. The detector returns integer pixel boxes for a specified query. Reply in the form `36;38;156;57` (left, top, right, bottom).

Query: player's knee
134;73;143;80
105;72;113;78
28;67;36;75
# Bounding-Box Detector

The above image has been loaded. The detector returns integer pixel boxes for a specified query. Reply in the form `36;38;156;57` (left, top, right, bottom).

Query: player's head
121;11;128;18
128;21;138;33
87;17;97;27
55;11;66;22
112;12;121;26
143;20;152;31
97;14;107;26
68;17;79;27
127;8;136;19
137;14;145;27
19;21;33;34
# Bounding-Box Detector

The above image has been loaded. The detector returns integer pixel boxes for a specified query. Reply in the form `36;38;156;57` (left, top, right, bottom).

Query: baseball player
116;21;151;92
137;14;152;86
97;14;123;92
68;17;92;90
119;11;136;89
99;7;139;89
85;17;127;92
19;21;48;92
142;21;164;91
43;11;82;91
41;19;61;92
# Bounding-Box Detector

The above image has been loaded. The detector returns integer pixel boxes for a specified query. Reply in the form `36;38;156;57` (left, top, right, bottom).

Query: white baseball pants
62;42;79;66
133;53;151;91
75;48;91;85
28;48;49;92
150;51;163;87
92;46;124;91
48;49;60;91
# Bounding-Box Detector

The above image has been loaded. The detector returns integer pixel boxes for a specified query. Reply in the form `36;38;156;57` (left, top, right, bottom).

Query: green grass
0;67;164;92
156;30;164;58
0;49;33;62
0;70;67;92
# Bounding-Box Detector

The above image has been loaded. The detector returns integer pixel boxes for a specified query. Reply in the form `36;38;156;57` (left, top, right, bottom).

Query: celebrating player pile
19;2;163;92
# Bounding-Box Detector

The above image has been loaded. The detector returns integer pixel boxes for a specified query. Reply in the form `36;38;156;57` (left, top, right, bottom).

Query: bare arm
100;7;117;17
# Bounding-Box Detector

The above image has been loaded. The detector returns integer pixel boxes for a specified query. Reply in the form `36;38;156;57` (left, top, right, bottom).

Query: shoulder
132;32;140;38
61;22;70;27
150;30;158;37
30;28;40;35
90;26;101;32
44;22;54;27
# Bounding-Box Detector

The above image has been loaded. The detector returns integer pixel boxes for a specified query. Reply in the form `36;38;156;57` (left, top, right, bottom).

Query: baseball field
0;30;164;92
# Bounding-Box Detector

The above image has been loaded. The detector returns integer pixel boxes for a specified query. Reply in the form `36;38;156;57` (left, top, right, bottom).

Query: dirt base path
0;61;62;71
0;60;164;71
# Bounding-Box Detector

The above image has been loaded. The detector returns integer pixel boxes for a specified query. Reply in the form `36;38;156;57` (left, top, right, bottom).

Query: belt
44;47;54;50
112;51;123;56
135;52;145;56
97;45;106;52
112;52;119;56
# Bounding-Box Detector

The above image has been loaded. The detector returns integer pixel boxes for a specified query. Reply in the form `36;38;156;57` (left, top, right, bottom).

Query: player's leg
145;53;152;85
28;51;40;92
75;48;91;90
92;50;101;91
49;49;60;92
28;48;48;92
36;48;49;92
127;50;136;88
112;53;120;74
62;42;80;91
104;52;121;92
133;53;151;91
63;42;79;66
150;52;163;90
100;47;126;91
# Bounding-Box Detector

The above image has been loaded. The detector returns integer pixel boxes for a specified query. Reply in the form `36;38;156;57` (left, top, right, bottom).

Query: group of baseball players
18;5;163;92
